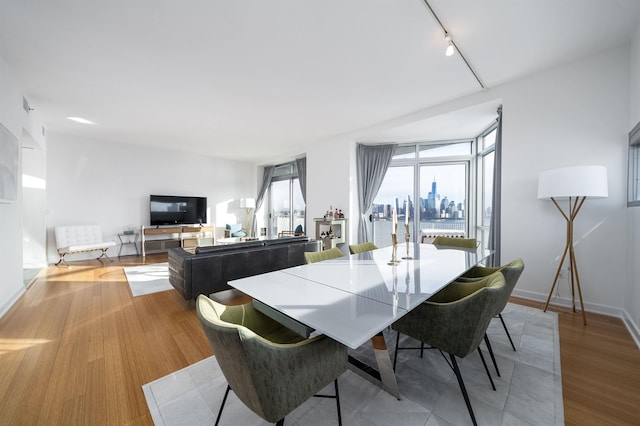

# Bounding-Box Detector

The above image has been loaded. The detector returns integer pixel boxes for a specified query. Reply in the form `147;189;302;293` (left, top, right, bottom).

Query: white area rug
123;262;173;297
143;303;562;426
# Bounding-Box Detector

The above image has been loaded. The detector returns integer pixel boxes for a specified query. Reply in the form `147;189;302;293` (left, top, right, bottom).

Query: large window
369;121;498;249
267;163;305;237
371;142;472;247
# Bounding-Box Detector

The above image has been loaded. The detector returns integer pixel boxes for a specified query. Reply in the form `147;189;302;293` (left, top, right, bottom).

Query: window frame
475;123;498;249
373;138;475;242
266;162;305;237
628;120;640;207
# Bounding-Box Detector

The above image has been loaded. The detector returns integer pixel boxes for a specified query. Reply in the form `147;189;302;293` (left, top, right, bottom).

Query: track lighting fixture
421;0;485;88
444;32;454;56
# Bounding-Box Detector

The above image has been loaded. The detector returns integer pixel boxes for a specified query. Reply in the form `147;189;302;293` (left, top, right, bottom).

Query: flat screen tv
149;195;207;226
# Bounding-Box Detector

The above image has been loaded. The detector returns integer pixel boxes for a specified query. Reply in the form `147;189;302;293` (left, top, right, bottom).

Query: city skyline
372;176;465;220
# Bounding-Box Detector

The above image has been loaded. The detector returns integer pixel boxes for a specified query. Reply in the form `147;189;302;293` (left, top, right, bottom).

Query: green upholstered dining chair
399;273;505;388
432;235;478;248
392;272;506;426
348;242;378;254
196;295;348;426
304;247;344;264
456;258;525;352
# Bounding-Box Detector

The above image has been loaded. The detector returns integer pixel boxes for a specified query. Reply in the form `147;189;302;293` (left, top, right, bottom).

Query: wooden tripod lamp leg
569;243;588;325
545;197;588;325
568;197;588;325
543;238;570;312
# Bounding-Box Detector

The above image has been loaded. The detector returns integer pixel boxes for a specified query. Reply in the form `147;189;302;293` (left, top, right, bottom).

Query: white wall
306;137;352;255
307;44;631;320
500;47;628;315
46;133;256;262
0;56;46;317
631;27;640;126
0;57;24;316
626;26;640;342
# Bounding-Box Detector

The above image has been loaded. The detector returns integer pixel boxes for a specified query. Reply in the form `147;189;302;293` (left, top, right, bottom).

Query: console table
314;218;346;250
141;225;214;256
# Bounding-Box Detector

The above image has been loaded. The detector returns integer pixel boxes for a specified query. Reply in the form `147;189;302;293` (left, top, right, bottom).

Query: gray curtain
488;106;502;266
356;143;397;243
295;157;306;202
253;166;274;238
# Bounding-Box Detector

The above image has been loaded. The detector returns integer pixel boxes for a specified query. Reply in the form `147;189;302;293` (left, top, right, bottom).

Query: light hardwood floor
0;256;638;425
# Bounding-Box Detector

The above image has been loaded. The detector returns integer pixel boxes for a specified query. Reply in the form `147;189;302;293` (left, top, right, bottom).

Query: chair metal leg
313;378;343;425
394;331;434;370
334;379;343;426
499;313;517;351
484;333;501;377
215;385;231;426
449;354;478;426
477;346;496;391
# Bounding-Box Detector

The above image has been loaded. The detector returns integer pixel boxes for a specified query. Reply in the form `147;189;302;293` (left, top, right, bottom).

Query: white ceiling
1;0;639;163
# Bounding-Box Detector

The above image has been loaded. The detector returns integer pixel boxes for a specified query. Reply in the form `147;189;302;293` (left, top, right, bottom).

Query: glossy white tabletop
228;243;492;349
228;270;405;349
283;243;491;311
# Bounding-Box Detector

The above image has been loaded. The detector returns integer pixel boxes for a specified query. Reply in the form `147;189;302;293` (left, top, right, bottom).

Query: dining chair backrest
394;272;505;358
304;247;344;264
492;259;524;314
432;235;478;248
348;242;378;254
458;258;524;315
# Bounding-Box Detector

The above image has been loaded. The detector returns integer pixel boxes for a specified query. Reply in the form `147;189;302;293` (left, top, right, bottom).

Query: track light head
444;32;455;56
446;41;454;56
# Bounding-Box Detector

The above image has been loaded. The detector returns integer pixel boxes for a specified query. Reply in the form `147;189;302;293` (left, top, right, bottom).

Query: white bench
54;225;116;267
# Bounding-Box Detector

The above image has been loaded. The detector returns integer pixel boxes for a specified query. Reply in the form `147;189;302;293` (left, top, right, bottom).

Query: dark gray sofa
168;236;321;300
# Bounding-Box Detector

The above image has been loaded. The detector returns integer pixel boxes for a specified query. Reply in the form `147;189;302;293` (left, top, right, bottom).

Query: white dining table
228;242;492;398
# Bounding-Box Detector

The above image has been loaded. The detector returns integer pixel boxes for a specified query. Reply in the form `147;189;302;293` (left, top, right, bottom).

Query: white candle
392;208;397;231
405;196;409;225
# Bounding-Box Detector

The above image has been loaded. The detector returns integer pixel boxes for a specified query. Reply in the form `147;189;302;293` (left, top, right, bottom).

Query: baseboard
512;288;623;316
622;309;640;350
0;287;26;320
512;288;640;350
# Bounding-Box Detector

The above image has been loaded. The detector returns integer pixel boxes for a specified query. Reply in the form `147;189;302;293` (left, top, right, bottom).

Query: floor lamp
537;166;608;325
240;198;256;238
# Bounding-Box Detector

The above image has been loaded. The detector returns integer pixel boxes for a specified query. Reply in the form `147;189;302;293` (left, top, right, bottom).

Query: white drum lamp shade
537;166;608;200
240;198;256;209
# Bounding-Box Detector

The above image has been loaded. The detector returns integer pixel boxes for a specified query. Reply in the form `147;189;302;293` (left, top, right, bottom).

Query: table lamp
537;165;608;324
240;198;256;238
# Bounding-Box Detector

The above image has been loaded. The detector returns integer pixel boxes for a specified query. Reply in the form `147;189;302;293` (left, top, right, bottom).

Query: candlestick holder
388;228;400;265
402;223;413;259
